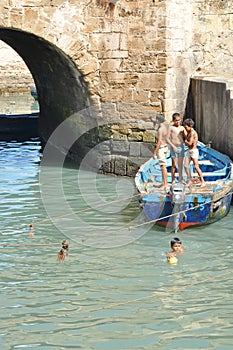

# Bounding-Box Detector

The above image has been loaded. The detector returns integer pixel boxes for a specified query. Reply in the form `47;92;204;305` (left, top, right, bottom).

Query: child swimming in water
57;248;65;262
29;223;34;238
62;240;69;257
167;237;184;262
57;240;69;262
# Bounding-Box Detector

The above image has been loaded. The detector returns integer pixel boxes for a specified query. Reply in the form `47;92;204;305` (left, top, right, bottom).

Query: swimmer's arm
166;251;176;259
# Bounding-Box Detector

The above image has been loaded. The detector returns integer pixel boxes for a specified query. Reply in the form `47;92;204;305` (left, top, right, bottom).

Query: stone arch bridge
1;0;233;173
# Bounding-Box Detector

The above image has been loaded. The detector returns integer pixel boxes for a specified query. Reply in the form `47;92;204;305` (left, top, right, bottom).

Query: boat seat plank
192;171;226;177
198;160;215;165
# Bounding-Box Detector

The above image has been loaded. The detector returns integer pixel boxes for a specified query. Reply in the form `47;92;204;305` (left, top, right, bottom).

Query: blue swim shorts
170;145;185;158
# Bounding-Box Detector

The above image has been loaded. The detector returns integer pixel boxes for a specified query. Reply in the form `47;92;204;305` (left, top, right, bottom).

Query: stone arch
0;27;92;143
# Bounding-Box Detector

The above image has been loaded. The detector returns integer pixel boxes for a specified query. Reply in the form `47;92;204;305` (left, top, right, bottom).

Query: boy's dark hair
183;118;194;127
171;237;182;247
172;112;180;121
156;114;165;122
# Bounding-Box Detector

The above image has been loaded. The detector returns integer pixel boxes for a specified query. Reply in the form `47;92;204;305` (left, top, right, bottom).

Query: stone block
85;18;100;32
101;155;115;174
111;139;129;154
98;50;128;59
120;33;128;51
100;59;122;72
129;142;140;157
137;121;154;130
24;8;38;27
126;157;141;176
114;156;127;176
127;131;143;141
128;38;146;51
142;130;156;143
140;143;154;157
98;33;121;51
98;140;111;155
111;131;128;140
133;90;150;104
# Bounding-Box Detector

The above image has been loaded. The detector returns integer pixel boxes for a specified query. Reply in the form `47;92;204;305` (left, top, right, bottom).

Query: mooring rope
0;192;141;247
0;243;60;247
0;188;232;247
0;188;232;326
28;192;142;227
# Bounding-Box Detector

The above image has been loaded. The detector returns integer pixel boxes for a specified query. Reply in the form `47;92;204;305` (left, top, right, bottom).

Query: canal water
0;138;233;350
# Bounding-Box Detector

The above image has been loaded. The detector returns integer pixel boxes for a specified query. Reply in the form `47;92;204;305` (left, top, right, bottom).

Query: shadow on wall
0;27;92;147
185;77;233;160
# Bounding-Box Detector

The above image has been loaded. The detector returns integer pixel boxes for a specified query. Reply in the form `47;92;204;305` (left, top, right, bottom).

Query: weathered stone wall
1;1;233;115
0;0;176;115
0;0;233;173
191;0;233;77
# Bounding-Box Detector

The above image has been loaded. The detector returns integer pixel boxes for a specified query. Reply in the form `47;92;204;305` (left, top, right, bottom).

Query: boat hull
143;191;232;230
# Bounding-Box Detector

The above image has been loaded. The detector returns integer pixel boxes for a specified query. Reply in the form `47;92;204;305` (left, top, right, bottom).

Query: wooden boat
0;111;39;139
135;141;233;232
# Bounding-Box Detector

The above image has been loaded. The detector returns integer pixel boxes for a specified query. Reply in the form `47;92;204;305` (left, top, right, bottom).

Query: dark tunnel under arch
0;27;92;146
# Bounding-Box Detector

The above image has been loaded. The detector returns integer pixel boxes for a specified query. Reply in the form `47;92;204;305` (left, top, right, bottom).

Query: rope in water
0;192;141;247
0;189;232;247
26;192;142;226
0;192;142;247
1;268;232;328
0;189;231;325
0;243;60;247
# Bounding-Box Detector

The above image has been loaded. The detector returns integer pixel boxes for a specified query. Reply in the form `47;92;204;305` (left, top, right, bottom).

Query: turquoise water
0;139;233;349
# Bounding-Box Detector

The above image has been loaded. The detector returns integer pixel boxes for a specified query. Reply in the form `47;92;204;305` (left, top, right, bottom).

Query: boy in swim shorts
167;113;187;184
183;118;206;187
153;114;169;189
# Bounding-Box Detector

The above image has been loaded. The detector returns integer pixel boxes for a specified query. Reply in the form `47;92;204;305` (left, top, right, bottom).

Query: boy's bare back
158;123;169;145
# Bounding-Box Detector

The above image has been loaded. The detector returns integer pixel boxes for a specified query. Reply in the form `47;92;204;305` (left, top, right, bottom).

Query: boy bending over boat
183;118;206;188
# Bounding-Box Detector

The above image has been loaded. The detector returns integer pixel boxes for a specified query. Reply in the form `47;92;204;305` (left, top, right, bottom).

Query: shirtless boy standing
167;113;186;184
153;114;169;189
183;118;205;187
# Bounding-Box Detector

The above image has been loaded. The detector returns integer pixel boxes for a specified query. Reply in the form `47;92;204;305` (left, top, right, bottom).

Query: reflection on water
0;139;233;349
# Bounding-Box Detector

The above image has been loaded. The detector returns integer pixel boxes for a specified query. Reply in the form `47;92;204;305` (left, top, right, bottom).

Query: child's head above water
171;237;182;247
170;237;184;253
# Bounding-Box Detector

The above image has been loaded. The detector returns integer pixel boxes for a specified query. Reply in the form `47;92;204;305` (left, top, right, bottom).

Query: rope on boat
129;191;233;230
1;268;232;328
